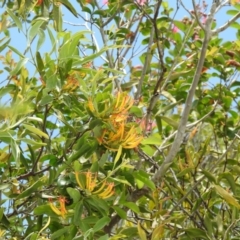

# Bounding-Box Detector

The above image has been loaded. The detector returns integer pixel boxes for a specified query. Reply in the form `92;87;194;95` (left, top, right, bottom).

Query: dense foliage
0;0;240;239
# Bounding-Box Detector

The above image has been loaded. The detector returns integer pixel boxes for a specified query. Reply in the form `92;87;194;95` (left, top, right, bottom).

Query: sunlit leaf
23;124;49;139
214;184;240;209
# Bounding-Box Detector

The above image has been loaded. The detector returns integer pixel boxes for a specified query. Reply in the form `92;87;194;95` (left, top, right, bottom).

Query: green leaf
112;206;127;219
185;228;210;239
36;52;44;73
67;187;81;203
72;45;129;67
0;183;10;190
129;106;142;117
161;116;179;129
19;138;47;147
204;214;213;237
53;4;62;32
17;179;45;200
92;216;110;233
120;227;138;237
28;19;47;44
0;38;10;53
133;171;156;190
74;201;83;226
40;95;54;106
11;139;20;167
34;204;59;216
218;172;236;194
201;170;216;184
36;28;45;51
0;208;3;221
86;196;109;214
227;9;239;16
47;26;57;54
8;45;25;58
155;115;162;134
123;202;140;214
58;0;78;17
10;58;29;76
98;235;109;240
0;212;10;227
51;227;69;239
151;225;164;240
23;124;49;139
29;233;38;240
113;145;122;168
138;222;147;240
214;184;240;209
7;9;23;31
141;133;161;145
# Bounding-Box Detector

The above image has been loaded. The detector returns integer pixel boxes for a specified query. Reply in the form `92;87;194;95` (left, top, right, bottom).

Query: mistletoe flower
49;196;68;219
136;0;147;6
98;122;143;151
172;25;179;33
75;171;115;199
103;0;108;5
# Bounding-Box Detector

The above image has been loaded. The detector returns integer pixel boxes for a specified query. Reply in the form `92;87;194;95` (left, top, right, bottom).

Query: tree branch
212;12;240;35
152;3;217;184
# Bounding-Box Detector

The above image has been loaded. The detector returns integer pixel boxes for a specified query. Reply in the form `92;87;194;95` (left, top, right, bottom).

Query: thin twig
152;2;217;184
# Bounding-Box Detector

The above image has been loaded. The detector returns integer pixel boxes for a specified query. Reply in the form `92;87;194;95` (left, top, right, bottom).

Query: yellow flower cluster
88;92;143;151
75;171;114;199
49;196;68;219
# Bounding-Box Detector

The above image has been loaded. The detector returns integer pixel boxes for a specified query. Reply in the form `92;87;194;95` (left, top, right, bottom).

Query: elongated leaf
0;38;10;53
133;172;156;190
23;124;49;139
138;222;147;240
28;19;47;44
218;172;236;194
74;201;83;226
161;116;179;129
11;58;29;76
37;216;51;238
11;139;20;167
47;26;57;54
36;28;45;51
93;216;110;233
7;9;23;31
29;233;38;240
214;184;240;209
112;206;127;219
0;183;11;190
51;227;69;239
123;202;140;214
72;45;130;67
36;51;44;73
141;134;161;145
53;4;62;32
151;225;164;240
19;138;47;147
113;145;122;168
34;204;59;217
8;45;25;58
67;187;81;203
0;208;3;221
17;179;45;199
58;0;78;17
185;228;210;239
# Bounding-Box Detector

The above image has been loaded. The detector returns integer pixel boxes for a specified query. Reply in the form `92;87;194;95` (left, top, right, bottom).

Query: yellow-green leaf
151;225;164;240
214;184;240;209
137;222;147;240
23;124;49;139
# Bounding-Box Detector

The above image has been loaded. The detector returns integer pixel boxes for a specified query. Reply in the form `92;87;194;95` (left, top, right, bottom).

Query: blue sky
0;0;238;87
